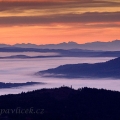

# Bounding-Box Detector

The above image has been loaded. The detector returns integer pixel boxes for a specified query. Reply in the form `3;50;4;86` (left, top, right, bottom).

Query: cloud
0;0;120;12
0;12;120;27
0;0;119;28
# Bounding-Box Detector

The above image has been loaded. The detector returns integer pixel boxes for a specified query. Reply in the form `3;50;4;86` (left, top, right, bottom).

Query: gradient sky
0;0;120;45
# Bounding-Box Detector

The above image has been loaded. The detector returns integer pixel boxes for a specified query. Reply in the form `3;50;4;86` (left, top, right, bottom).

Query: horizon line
0;39;120;46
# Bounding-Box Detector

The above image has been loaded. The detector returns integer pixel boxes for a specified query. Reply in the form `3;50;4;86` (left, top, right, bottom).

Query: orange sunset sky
0;0;120;45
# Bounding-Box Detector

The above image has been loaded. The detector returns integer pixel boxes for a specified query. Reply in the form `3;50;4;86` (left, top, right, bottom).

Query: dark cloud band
0;0;120;12
0;12;120;27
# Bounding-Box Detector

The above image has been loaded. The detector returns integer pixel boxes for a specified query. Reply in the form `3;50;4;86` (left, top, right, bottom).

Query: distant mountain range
37;57;120;78
1;40;120;51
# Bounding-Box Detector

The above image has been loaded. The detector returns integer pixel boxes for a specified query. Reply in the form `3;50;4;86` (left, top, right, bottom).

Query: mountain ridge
37;57;120;78
1;40;120;51
0;87;120;120
0;55;62;59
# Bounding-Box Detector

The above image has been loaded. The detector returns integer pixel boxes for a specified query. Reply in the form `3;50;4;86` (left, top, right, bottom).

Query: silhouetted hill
0;55;61;59
0;87;120;120
1;40;120;51
1;47;120;57
0;82;44;89
37;57;120;78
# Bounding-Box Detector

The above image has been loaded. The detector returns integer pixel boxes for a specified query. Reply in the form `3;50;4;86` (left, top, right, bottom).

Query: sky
0;0;120;45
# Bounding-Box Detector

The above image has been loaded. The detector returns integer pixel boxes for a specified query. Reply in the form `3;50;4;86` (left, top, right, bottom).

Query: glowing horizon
0;0;120;45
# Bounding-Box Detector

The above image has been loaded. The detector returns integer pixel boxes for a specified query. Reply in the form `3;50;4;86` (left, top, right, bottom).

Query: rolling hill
37;57;120;78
